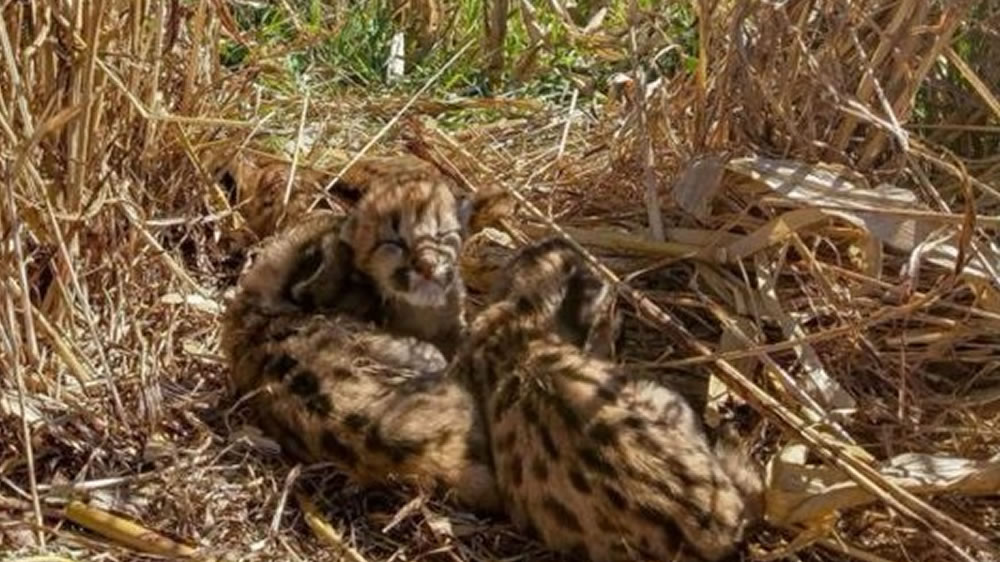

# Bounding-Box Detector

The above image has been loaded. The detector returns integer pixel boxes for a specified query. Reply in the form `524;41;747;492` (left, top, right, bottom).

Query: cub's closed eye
377;239;407;250
439;230;461;243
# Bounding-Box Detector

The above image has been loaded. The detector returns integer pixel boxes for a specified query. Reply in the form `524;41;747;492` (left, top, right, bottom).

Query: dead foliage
1;1;999;561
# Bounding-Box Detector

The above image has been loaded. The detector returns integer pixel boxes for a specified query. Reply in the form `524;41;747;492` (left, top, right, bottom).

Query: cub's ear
286;241;325;307
457;195;475;236
557;263;605;344
287;232;351;309
459;185;517;236
218;170;239;205
326;176;366;205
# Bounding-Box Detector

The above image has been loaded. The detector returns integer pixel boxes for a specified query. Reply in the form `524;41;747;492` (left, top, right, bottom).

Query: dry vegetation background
2;0;1000;561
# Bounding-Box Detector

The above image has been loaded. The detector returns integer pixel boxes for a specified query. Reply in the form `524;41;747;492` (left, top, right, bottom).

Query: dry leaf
159;292;223;316
64;501;198;558
754;257;857;413
672;154;728;220
704;315;761;428
721;208;832;263
727;156;1000;286
297;493;368;562
766;447;1000;527
0;390;45;425
582;7;607;33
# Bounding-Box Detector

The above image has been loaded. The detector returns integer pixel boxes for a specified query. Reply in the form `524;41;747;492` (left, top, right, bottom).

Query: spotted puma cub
451;238;763;561
334;155;474;358
221;166;501;510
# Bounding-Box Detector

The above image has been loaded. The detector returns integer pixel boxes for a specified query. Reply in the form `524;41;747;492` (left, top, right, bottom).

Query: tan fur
451;238;763;561
337;158;470;357
214;154;346;241
223;308;498;509
221;166;504;510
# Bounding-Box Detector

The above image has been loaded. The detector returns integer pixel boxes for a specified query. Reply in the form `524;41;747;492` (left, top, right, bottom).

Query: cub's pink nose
413;256;436;279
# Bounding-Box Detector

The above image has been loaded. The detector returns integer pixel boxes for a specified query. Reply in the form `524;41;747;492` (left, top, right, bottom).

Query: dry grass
2;1;1000;561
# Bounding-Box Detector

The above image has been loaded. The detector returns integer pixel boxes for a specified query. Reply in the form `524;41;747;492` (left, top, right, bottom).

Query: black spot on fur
634;431;664;456
568;468;591;494
623;415;646;430
365;426;426;464
508;454;524;487
542;495;582;532
623;463;675;497
637;504;667;525
588;421;616;445
389;440;427;464
435;429;454;447
603;485;628;510
497;431;517;451
343;413;370;432
538;425;559;458
637;504;683;539
288;370;320;397
363;427;387;452
578;446;616;476
531;457;549;481
596;385;617;401
332;367;353;379
552;397;581;430
516;296;534;312
304;393;333;416
264;353;298;379
321;429;359;467
597;514;615;532
264;415;310;462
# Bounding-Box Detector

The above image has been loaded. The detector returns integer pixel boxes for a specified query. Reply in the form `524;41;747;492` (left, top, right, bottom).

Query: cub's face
342;179;467;308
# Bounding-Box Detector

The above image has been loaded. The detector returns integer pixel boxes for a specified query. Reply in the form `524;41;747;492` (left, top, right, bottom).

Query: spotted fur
451;237;763;561
221;169;502;510
335;156;478;358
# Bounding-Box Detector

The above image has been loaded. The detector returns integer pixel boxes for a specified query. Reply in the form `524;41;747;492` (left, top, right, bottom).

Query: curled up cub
451;237;763;561
220;168;502;511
